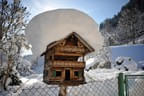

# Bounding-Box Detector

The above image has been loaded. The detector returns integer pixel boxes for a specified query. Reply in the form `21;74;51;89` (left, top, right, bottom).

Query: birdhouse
41;32;94;85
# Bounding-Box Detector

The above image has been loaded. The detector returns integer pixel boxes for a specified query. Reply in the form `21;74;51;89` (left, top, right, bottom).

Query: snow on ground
123;71;144;96
85;69;120;82
85;58;96;70
0;73;59;96
14;55;143;96
1;67;144;96
66;69;120;96
1;48;144;96
20;74;43;85
18;74;59;96
123;70;144;75
67;78;118;96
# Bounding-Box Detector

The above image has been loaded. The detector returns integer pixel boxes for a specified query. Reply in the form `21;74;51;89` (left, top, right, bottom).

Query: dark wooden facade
41;32;94;85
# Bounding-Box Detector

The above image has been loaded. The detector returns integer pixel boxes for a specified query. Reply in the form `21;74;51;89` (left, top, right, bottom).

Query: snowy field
1;68;144;96
0;69;119;96
1;44;144;96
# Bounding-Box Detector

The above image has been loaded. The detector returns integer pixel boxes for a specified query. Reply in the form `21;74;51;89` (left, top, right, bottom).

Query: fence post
59;85;67;96
118;73;125;96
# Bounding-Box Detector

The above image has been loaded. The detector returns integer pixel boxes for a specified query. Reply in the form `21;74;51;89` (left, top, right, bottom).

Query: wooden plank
55;52;83;56
55;46;85;53
52;60;85;68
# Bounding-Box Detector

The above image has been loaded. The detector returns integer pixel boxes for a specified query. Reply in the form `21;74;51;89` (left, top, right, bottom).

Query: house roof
41;32;95;56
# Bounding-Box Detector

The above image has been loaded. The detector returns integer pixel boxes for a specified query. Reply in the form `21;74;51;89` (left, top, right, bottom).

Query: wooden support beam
55;52;83;56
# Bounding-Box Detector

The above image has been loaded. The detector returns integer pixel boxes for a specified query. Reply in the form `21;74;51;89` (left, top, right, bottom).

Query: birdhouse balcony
52;60;85;68
54;46;85;53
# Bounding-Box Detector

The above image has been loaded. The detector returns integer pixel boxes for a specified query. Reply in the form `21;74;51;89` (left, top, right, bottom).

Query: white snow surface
85;69;120;82
1;65;144;96
20;46;32;57
85;58;96;69
25;9;104;61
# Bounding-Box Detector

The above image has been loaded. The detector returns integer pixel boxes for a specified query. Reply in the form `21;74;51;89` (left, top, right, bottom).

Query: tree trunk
3;56;12;90
0;52;3;66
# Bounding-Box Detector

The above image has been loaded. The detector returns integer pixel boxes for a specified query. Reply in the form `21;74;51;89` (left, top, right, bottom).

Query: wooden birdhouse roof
41;32;95;56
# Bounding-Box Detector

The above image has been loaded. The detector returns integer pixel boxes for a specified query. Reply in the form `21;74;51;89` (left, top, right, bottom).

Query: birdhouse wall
42;33;94;85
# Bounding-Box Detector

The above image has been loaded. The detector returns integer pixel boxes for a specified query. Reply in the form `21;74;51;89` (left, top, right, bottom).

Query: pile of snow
85;47;111;70
25;9;104;61
112;56;137;71
85;69;119;82
20;46;32;57
85;57;110;70
110;44;144;69
85;58;96;70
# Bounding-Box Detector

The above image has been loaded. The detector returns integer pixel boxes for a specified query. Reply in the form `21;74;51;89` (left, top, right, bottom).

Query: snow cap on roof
25;9;104;61
41;32;95;56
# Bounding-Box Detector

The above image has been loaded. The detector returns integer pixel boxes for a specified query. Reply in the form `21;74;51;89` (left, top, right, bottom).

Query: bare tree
0;0;29;90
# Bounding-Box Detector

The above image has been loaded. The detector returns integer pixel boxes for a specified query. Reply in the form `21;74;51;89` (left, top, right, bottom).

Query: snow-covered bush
113;56;137;71
0;66;22;90
0;33;31;90
85;47;111;71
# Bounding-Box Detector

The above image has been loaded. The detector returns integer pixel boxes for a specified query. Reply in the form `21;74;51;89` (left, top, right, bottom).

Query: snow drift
113;56;137;71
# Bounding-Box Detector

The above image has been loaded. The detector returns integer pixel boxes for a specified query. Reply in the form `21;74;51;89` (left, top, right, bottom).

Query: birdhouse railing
55;46;85;53
52;60;85;68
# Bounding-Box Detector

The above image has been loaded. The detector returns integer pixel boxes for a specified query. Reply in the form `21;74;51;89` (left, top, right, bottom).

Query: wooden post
59;85;67;96
82;55;85;62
